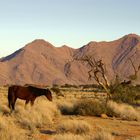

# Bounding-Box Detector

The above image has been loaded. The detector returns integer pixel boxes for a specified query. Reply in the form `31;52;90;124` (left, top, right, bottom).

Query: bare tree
65;53;140;102
65;55;112;101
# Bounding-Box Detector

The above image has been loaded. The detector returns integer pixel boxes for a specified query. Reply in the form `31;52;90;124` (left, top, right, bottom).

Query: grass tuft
56;120;91;134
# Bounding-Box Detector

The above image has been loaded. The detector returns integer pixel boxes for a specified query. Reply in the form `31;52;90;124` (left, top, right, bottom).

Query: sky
0;0;140;57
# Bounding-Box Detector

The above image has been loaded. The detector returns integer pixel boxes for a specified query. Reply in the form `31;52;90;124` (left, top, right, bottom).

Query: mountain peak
29;39;54;46
24;39;54;52
31;39;49;44
122;34;140;41
126;33;140;38
59;45;74;50
60;45;70;48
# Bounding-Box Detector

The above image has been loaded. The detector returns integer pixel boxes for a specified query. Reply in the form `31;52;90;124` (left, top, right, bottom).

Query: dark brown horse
8;85;52;112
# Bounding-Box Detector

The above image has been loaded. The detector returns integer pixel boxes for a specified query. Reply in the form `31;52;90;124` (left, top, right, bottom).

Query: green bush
111;85;139;104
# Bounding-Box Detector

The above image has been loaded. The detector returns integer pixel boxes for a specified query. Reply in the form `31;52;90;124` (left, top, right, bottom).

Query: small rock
101;114;108;119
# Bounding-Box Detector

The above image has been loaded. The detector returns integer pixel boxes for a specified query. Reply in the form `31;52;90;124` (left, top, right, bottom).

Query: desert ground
0;86;140;140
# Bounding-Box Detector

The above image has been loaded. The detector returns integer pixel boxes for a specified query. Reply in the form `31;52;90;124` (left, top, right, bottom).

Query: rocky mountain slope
0;34;140;86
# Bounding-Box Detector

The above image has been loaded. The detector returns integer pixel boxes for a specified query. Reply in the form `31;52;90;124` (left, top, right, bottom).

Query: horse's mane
28;86;46;95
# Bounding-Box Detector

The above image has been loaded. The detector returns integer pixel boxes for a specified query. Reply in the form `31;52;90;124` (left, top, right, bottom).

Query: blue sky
0;0;140;57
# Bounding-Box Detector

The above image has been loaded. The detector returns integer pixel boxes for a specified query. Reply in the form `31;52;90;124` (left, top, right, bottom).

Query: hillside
0;34;140;86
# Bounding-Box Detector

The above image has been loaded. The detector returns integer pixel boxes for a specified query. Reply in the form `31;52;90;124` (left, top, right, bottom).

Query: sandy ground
35;115;140;140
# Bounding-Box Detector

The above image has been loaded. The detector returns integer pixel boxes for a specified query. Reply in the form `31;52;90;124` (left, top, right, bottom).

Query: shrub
58;99;107;116
57;100;75;115
73;100;107;116
53;132;114;140
57;99;140;121
111;85;139;104
54;134;85;140
107;101;140;121
93;131;114;140
61;84;78;88
56;120;91;134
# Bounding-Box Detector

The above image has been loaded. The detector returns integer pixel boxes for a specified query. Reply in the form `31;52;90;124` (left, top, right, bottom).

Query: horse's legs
9;102;13;113
8;91;14;113
11;97;17;112
8;90;12;110
30;99;35;106
8;97;11;109
25;100;29;109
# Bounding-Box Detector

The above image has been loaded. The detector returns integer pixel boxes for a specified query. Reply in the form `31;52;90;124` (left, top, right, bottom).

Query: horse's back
8;85;32;99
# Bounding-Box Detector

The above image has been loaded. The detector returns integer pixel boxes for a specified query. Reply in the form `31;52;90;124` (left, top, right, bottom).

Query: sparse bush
51;87;64;97
73;100;107;116
58;99;140;121
13;98;60;130
80;84;97;88
111;85;139;104
53;131;114;140
107;101;140;121
51;87;61;94
58;99;107;116
56;120;91;134
93;131;114;140
61;84;78;88
54;134;85;140
0;116;26;140
57;100;74;115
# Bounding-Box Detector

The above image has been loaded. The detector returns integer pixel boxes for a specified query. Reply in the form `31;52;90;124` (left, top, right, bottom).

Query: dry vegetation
107;101;140;121
0;86;140;140
57;98;140;121
56;120;91;134
53;131;115;140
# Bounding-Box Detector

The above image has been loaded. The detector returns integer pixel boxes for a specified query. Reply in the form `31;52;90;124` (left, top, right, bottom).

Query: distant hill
0;34;140;86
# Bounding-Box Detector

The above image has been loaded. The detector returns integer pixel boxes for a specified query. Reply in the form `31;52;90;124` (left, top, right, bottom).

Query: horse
8;85;52;112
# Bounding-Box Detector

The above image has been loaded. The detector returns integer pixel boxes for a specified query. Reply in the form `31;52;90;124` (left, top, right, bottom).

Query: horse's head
45;89;52;101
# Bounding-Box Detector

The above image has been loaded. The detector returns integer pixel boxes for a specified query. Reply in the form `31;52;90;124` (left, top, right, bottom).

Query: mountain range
0;34;140;86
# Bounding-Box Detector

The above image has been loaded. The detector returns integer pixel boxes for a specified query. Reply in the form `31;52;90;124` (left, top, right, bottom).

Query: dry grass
57;99;107;116
56;99;75;115
0;116;26;140
0;86;139;140
57;98;140;121
53;131;114;140
73;99;106;116
130;136;140;140
54;134;86;140
0;91;60;139
56;119;91;134
107;101;140;121
12;97;60;130
93;131;114;140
